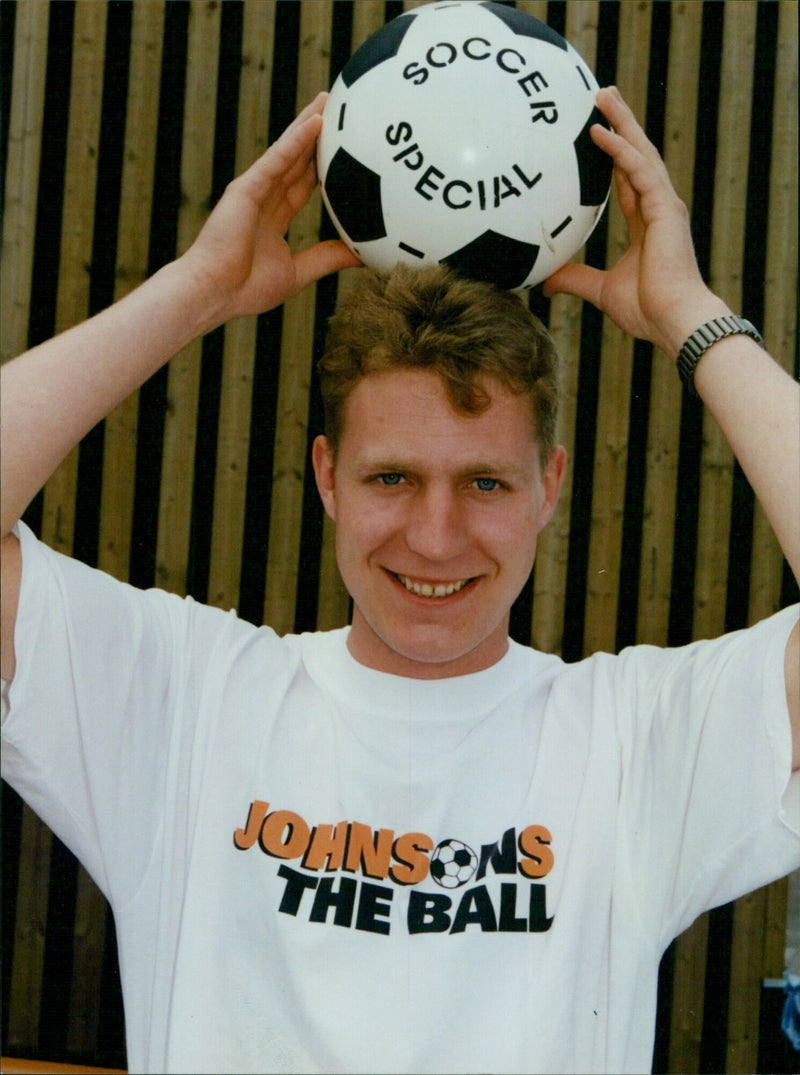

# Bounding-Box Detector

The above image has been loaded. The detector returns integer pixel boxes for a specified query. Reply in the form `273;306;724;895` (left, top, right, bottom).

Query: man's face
313;369;565;679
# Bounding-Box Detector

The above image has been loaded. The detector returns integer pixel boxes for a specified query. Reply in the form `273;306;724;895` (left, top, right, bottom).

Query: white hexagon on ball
318;0;612;292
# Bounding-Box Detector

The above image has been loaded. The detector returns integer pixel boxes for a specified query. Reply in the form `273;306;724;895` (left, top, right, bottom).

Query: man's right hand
179;92;360;328
1;93;360;538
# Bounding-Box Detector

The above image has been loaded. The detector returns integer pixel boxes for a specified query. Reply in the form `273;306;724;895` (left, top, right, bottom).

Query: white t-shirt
3;521;799;1074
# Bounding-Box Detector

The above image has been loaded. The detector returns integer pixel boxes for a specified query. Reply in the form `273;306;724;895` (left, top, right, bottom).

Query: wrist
152;257;231;341
676;316;765;397
657;292;734;360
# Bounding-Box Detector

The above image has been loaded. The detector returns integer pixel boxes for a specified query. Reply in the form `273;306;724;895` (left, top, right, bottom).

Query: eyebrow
354;458;535;480
459;462;533;478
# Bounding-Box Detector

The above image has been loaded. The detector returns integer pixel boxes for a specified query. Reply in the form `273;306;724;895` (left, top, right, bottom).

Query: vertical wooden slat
67;869;107;1057
748;0;798;627
531;0;600;656
704;27;760;1075
670;7;760;1073
10;0;52;867
315;1;387;632
207;1;276;612
669;919;711;1075
40;0;108;560
692;0;757;642
263;1;334;633
2;60;48;1056
7;805;52;1052
763;876;790;979
6;805;49;1053
582;0;652;656
11;6;107;1051
67;10;167;1051
636;0;703;647
316;510;351;630
516;2;550;25
657;14;710;1069
727;887;769;1073
726;4;799;1070
755;3;799;1011
0;0;49;365
97;0;166;585
155;0;222;596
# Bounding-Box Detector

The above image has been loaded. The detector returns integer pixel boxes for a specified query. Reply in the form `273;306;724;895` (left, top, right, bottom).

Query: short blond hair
319;265;561;465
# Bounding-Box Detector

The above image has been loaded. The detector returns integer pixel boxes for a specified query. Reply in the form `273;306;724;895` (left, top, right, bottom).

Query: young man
1;88;798;1074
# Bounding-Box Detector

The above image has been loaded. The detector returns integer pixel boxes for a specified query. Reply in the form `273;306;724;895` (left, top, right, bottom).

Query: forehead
336;369;539;469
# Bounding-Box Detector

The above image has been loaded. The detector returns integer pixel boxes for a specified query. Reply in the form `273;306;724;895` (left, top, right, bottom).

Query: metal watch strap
676;316;764;397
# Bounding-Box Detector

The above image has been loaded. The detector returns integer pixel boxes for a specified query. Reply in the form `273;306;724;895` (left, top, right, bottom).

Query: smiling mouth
394;573;473;598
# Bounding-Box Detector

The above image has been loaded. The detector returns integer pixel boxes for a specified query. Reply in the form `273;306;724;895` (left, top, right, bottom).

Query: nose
404;485;468;562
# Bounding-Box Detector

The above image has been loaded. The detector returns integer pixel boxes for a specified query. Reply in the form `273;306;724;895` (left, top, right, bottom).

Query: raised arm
545;86;800;765
0;94;359;679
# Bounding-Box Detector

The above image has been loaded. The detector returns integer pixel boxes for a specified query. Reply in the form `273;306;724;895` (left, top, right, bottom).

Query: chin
374;625;508;678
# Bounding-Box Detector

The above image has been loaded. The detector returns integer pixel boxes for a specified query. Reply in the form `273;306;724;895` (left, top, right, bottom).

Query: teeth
396;574;469;597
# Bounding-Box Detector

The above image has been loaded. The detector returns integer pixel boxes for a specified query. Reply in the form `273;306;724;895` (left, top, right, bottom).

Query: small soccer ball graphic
318;0;612;291
430;839;479;889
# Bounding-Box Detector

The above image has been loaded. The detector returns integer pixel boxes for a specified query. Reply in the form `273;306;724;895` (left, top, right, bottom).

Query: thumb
292;240;363;293
543;262;605;306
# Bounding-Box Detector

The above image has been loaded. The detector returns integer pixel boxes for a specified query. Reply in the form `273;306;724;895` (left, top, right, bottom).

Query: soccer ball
318;0;612;291
430;839;479;889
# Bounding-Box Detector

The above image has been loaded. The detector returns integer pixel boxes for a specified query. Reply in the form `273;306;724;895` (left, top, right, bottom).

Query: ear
536;445;567;533
312;435;337;521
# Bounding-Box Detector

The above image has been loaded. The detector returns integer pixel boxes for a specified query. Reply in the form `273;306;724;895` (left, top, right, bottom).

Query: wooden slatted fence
1;2;797;1071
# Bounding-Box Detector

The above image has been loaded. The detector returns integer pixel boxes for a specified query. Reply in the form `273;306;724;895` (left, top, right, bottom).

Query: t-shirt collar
300;627;551;721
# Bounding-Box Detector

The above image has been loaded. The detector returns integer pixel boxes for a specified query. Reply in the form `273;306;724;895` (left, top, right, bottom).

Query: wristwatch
676;316;764;397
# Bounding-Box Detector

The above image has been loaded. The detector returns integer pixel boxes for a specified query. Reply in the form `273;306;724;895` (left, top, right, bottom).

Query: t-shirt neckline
300;627;554;722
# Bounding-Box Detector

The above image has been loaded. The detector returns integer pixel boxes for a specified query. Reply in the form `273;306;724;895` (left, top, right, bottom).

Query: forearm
691;329;800;587
648;284;799;588
0;257;221;536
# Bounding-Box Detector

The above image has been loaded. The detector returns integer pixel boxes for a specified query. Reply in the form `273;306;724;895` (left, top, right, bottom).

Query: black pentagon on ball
430;858;447;880
441;230;540;291
324;147;387;243
574;106;613;206
482;1;568;50
340;12;417;88
453;848;473;868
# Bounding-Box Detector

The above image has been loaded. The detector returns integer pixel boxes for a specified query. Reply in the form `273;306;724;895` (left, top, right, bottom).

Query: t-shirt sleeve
1;522;250;908
613;605;800;949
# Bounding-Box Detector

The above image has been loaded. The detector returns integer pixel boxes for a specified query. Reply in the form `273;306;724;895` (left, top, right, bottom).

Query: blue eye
474;477;499;492
378;473;404;486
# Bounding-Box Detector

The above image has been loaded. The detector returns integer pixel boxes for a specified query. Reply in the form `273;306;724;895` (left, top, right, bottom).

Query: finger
271;92;328;158
279;128;322;203
593;88;673;194
271;152;321;233
293;90;328;124
266;113;322;181
612;164;644;244
239;106;325;200
543;262;607;306
590;122;676;223
595;86;659;160
266;92;327;157
614;164;636;216
591;121;649;175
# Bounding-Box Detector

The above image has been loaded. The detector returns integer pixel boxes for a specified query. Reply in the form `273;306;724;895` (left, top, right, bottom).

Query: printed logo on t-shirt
233;799;554;937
